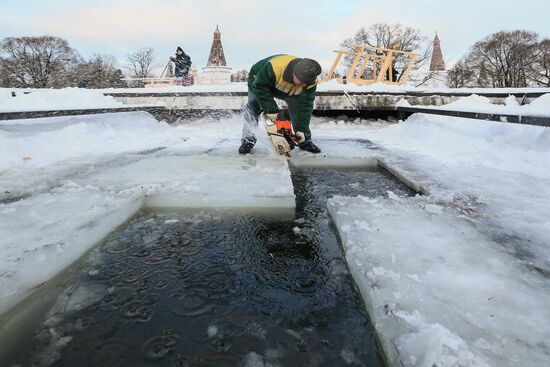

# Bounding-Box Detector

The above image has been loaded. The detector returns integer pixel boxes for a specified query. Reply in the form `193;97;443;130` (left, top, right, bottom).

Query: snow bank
104;82;249;94
328;195;550;367
0;88;128;112
0;112;172;171
418;93;550;117
2;84;549;115
312;114;550;366
373;113;550;177
352;114;550;271
357;84;550;96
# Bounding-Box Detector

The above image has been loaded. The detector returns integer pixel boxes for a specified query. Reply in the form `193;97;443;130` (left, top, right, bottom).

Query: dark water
11;167;414;367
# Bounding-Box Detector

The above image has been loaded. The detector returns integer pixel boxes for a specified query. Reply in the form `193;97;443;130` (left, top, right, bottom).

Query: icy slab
0;189;142;315
328;195;550;367
344;113;550;272
80;155;295;210
0;112;297;317
290;139;378;168
288;117;391;168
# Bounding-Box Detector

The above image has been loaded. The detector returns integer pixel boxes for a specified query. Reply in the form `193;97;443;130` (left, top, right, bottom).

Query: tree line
1;29;548;89
0;36;250;88
448;30;550;88
341;25;549;88
0;36;160;88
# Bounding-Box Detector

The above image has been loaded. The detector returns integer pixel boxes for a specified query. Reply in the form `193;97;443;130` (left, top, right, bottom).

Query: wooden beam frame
323;45;419;86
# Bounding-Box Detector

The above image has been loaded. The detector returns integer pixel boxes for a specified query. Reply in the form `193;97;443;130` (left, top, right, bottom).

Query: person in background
170;47;192;84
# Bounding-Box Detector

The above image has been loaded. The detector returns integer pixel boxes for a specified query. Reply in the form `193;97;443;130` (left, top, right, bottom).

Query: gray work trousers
241;88;312;142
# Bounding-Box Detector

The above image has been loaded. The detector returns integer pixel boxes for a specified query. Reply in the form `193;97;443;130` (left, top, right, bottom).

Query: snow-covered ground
399;93;550;117
1;107;549;366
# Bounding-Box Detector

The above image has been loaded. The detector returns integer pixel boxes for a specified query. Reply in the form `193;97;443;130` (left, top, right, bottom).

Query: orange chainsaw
263;110;297;155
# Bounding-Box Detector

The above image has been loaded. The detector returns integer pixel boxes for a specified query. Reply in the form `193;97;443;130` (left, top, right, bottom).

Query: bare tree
447;60;475;88
450;30;540;88
75;54;126;88
530;39;550;87
126;47;155;79
340;23;430;81
231;69;249;82
0;62;13;87
0;36;81;88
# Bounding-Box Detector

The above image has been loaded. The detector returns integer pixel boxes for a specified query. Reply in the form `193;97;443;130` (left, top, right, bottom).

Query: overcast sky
1;0;549;73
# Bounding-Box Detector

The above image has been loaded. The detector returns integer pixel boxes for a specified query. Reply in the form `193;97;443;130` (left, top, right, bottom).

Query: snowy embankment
311;108;550;366
0;112;295;315
4;83;550;113
0;88;163;112
399;93;550;117
103;80;550;95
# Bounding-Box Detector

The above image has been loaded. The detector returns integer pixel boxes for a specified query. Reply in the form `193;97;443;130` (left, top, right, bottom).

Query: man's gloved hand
264;113;279;122
295;131;306;143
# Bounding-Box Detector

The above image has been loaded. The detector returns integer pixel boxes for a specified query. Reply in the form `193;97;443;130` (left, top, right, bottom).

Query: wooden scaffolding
325;45;418;86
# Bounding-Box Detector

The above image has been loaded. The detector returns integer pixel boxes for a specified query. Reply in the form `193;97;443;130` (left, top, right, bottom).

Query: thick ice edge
0;112;301;316
328;195;550;367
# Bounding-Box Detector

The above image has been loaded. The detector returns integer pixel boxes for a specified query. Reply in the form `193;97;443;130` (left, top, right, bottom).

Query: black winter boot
298;131;321;153
238;137;256;154
298;140;321;153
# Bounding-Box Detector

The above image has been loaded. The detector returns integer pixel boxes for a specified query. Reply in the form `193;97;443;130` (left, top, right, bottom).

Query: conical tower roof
206;25;227;67
430;33;446;71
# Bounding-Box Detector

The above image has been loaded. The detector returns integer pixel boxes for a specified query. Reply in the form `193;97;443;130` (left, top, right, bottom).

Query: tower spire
430;32;445;71
207;25;226;66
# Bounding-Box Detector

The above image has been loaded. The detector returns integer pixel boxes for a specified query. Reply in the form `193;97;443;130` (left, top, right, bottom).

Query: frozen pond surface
1;111;549;367
8;167;414;366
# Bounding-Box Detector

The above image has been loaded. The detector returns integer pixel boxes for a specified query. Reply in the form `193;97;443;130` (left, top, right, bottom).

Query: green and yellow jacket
248;55;317;133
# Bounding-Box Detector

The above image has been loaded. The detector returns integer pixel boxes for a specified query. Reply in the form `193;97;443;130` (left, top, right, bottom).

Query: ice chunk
80;155;295;210
207;325;218;338
328;195;550;367
0;190;142;314
289;140;378;168
244;351;265;367
366;113;550;271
